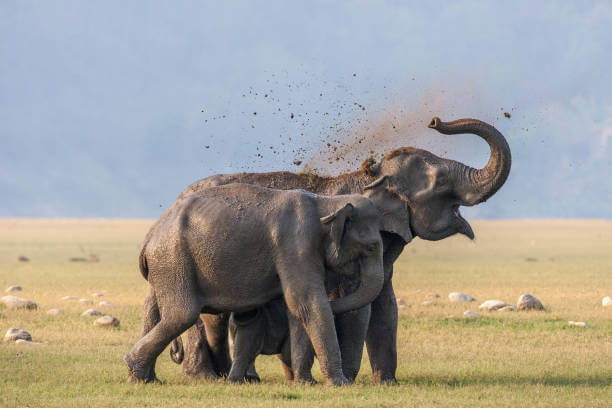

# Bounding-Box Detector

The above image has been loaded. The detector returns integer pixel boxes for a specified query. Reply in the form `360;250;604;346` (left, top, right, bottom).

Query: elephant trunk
428;117;512;206
329;252;384;314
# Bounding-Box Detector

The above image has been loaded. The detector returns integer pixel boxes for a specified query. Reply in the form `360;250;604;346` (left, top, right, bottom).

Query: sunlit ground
1;219;610;407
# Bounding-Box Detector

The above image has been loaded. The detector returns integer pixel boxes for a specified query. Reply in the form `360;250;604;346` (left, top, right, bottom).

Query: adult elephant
165;117;511;383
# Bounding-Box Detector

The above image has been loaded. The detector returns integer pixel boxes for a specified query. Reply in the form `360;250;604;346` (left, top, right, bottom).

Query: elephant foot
292;375;317;385
372;371;398;385
124;353;159;384
244;374;261;383
325;375;350;387
183;368;221;381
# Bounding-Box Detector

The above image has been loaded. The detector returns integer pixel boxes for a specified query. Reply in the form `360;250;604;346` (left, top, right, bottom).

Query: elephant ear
320;203;354;259
364;176;413;243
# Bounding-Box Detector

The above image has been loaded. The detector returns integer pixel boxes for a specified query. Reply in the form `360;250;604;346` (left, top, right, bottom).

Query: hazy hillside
1;2;610;218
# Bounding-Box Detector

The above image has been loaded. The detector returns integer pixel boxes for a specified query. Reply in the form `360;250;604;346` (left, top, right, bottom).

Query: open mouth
452;204;475;240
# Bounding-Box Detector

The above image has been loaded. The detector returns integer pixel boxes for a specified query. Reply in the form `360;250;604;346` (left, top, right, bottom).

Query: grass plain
0;218;610;407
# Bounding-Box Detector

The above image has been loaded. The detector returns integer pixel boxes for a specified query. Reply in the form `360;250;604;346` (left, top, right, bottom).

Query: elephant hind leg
125;297;201;383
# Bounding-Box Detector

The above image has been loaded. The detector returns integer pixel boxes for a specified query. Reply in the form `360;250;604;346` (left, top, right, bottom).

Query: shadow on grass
399;373;611;388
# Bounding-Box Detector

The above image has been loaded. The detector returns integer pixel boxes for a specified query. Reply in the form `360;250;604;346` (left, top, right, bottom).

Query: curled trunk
428;117;512;205
329;253;384;314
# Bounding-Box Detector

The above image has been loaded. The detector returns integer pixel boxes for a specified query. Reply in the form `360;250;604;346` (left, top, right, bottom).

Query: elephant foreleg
287;312;316;384
181;318;221;380
335;305;371;382
365;278;398;384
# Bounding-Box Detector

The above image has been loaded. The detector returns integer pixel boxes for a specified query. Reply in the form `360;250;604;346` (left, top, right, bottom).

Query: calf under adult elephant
166;117;512;383
126;184;386;386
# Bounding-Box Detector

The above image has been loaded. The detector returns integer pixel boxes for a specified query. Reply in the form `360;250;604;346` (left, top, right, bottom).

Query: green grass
1;219;610;407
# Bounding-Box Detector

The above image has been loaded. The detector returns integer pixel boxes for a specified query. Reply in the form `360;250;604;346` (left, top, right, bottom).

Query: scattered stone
464;310;481;319
17;256;29;262
479;300;507;311
81;309;102;317
4;328;32;342
425;293;440;299
15;339;42;345
448;292;474;302
422;300;436;306
498;305;517;312
94;315;120;327
92;293;104;298
517;294;544;310
602;296;611;307
47;308;63;316
568;321;587;328
79;299;93;305
1;295;37;310
98;301;112;307
62;296;77;301
5;285;22;293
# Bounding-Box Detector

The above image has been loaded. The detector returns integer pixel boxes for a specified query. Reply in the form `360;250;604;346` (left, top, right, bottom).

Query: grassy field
0;218;610;407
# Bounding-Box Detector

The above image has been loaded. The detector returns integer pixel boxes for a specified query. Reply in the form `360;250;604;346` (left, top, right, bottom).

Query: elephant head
363;117;511;241
319;197;384;314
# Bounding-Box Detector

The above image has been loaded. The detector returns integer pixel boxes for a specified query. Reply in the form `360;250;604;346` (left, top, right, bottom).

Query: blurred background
1;1;610;219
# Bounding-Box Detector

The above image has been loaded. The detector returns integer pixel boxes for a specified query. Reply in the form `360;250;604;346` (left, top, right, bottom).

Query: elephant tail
169;337;184;364
139;247;149;281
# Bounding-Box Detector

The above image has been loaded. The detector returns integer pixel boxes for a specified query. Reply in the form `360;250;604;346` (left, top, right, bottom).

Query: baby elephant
125;183;385;386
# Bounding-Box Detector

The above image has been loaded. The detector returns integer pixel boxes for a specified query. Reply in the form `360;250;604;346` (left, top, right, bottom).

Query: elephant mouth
453;204;475;240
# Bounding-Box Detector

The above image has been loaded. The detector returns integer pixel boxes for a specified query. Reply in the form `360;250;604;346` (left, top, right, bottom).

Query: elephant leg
285;291;346;386
287;312;315;384
140;288;160;338
278;339;294;382
228;310;263;383
365;278;398;384
182;318;221;380
244;362;260;383
335;305;371;383
202;313;232;376
125;295;200;383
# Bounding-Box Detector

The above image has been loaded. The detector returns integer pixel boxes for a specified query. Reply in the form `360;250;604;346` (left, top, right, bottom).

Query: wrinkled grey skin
227;274;364;384
125;184;387;386
227;299;292;383
167;117;512;383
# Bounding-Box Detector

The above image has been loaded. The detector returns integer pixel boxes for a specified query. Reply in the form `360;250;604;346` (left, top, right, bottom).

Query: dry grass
0;219;610;407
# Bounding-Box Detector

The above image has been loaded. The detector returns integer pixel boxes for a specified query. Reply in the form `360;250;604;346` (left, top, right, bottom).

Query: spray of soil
303;84;486;176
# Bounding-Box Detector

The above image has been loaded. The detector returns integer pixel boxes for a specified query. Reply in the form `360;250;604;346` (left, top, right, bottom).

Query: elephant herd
124;117;512;385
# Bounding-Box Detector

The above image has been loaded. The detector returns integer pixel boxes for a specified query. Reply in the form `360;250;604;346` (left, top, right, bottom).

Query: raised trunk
329;253;384;314
428;117;512;205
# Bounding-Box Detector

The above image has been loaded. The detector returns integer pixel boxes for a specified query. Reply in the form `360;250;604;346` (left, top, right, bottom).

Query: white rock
1;295;37;310
98;301;112;307
568;321;587;328
464;310;481;319
396;298;406;306
398;305;407;309
15;339;42;345
94;315;120;327
92;293;104;298
4;328;32;342
422;300;436;306
479;300;507;311
5;285;22;293
517;294;544;310
47;308;63;316
81;309;102;317
79;298;93;305
602;296;612;307
62;296;77;301
498;305;516;312
448;292;474;302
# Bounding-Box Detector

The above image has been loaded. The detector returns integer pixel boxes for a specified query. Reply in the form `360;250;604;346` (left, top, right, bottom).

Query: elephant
226;269;364;384
125;183;387;386
165;116;512;383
